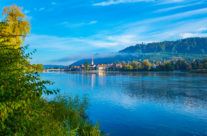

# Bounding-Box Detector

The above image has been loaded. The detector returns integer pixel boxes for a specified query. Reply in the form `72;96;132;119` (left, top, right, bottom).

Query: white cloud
107;35;137;45
155;2;203;13
51;2;56;5
93;0;154;6
26;34;118;51
24;10;30;14
89;21;98;24
34;8;45;11
61;20;98;28
93;0;191;6
26;35;74;50
158;0;190;4
145;18;207;40
198;27;207;32
39;8;45;11
55;52;121;62
124;7;207;28
88;41;119;47
180;33;207;38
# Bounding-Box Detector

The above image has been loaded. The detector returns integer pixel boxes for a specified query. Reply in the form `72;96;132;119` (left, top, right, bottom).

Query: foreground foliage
0;5;104;136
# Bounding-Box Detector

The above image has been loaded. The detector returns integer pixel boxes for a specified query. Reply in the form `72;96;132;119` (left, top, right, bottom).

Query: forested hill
119;37;207;54
71;37;207;66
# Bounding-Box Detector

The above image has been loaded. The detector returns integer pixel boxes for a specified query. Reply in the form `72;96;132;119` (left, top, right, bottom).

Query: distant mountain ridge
71;54;138;66
71;37;207;66
120;37;207;54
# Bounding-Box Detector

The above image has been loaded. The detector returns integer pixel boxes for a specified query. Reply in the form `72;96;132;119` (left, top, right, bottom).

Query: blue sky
0;0;207;65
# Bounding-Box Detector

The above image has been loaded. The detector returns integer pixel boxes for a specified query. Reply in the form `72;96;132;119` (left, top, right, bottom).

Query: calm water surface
40;72;207;136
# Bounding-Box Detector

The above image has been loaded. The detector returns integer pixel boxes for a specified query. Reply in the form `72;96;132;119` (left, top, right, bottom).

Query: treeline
120;37;207;54
0;5;104;136
108;58;207;72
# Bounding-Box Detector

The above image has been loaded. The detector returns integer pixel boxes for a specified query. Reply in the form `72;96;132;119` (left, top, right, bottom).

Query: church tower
91;57;94;65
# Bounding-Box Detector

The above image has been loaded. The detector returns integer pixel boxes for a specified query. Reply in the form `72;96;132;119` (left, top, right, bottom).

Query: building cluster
66;57;123;71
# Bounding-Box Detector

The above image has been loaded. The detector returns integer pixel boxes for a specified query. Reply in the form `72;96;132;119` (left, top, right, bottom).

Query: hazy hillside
71;54;138;66
71;37;207;65
120;37;207;54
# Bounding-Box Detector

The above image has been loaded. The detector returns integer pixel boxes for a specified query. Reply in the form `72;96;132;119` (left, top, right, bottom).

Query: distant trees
173;60;192;71
130;61;142;70
157;61;174;71
70;57;207;72
142;60;152;70
107;58;207;72
84;61;89;70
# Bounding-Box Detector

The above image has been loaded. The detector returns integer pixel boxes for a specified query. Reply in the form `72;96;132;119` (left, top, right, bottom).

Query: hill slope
71;54;138;66
120;37;207;54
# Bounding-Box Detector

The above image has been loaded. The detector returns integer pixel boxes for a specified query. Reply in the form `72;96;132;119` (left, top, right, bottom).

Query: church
89;57;96;70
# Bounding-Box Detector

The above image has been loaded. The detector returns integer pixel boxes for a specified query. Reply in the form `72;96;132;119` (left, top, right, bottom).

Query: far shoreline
41;70;207;74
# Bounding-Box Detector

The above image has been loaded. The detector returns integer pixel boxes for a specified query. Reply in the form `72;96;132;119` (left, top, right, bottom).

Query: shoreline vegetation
0;5;104;136
45;58;207;73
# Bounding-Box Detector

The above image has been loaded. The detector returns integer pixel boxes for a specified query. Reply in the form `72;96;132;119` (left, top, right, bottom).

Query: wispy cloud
199;27;207;32
138;18;207;41
26;35;84;51
93;0;154;6
125;7;207;28
89;21;98;24
93;0;191;6
54;52;120;62
34;8;45;11
61;20;98;28
158;0;190;4
180;33;207;38
24;10;30;14
39;8;45;11
51;2;56;5
155;2;203;13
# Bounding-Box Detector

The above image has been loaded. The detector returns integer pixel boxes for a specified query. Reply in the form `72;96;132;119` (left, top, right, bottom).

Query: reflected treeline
122;75;207;109
64;70;207;77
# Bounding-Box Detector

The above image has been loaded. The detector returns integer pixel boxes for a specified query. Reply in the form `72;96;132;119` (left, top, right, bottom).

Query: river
40;71;207;136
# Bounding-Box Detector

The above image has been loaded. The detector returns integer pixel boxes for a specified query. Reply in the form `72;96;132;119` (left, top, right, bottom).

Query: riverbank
44;69;197;74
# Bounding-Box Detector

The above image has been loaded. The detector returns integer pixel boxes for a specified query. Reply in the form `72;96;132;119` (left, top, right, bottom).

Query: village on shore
51;57;207;73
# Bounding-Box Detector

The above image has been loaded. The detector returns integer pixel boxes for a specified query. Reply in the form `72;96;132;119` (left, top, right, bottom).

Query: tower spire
92;56;94;65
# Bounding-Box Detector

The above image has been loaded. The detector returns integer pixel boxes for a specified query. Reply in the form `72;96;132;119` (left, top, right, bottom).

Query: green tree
84;61;89;70
0;5;30;48
121;61;127;70
158;61;174;71
204;62;207;69
32;64;44;72
142;59;152;70
175;60;192;71
130;61;141;70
